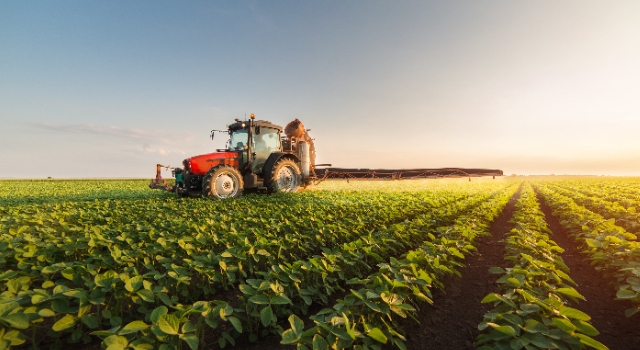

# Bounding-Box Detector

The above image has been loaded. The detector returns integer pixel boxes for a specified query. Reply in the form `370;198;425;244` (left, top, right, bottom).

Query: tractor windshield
229;129;249;150
252;127;281;173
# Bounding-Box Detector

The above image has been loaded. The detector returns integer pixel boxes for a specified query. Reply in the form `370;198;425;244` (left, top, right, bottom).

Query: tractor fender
262;152;301;180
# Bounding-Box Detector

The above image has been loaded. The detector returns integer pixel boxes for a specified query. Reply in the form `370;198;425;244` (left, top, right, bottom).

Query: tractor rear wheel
202;165;244;199
267;158;301;193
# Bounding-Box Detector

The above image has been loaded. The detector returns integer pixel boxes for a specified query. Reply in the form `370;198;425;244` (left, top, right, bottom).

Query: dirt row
397;188;640;349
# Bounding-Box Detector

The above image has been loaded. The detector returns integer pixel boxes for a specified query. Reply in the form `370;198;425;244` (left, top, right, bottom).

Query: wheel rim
276;166;297;192
213;172;239;198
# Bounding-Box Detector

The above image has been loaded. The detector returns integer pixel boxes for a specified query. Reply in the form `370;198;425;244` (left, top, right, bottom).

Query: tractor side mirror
255;126;261;135
210;131;215;139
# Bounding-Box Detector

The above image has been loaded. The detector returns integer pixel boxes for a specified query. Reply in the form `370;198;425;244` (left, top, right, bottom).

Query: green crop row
560;179;640;200
279;184;519;349
476;182;606;350
542;179;640;207
546;184;640;234
83;183;512;349
561;184;639;210
0;179;513;349
0;180;173;205
534;183;640;318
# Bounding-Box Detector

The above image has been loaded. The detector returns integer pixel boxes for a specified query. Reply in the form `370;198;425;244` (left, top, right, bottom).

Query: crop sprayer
149;114;503;198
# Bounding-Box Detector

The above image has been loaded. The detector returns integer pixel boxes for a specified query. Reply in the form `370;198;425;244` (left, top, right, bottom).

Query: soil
535;191;640;350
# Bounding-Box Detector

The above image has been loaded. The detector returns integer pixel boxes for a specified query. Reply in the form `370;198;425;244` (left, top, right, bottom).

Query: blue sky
1;1;639;177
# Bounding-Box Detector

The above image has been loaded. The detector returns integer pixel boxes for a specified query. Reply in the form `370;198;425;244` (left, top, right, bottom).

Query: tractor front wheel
202;165;244;199
267;158;301;193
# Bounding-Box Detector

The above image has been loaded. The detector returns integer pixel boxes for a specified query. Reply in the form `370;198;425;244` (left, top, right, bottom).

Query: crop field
1;178;640;350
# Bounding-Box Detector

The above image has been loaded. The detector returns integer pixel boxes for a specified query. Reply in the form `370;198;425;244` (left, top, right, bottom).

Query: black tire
202;165;244;199
267;158;301;193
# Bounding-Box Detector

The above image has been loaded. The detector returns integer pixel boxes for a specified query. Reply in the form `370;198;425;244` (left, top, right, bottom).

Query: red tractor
150;114;316;198
150;114;504;198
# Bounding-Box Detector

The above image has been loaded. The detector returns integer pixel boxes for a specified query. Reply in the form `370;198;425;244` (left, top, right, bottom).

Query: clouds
28;122;199;156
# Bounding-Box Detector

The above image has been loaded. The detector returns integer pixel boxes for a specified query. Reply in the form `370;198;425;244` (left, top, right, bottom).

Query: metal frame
312;167;503;184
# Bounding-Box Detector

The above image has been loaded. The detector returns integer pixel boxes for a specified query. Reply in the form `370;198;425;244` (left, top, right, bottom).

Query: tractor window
252;128;280;153
229;129;249;150
252;127;281;173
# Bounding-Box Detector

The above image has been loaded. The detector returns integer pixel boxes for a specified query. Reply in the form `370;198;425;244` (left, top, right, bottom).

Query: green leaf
1;313;30;330
556;287;585;300
182;321;197;333
239;284;254;295
481;293;501;303
625;307;640;318
616;289;637;299
368;327;387;344
271;295;292;305
551;318;576;333
38;308;55;317
312;335;328;350
228;316;242;333
289;314;305;335
509;337;528;350
558;307;591;321
157;314;180;335
157;293;174;306
572;320;599;337
180;333;199;350
249;294;270;305
125;276;144;293
575;334;609;350
129;340;154;350
490;324;516;337
52;314;76;332
489;267;505;274
104;335;128;350
150;306;168;323
507;277;521;286
502;314;523;327
522;332;555;348
137;289;155;303
119;320;149;335
81;315;100;329
102;309;112;319
519;303;540;315
2;329;26;346
260;306;274;327
110;316;122;328
281;329;299;344
394;337;408;350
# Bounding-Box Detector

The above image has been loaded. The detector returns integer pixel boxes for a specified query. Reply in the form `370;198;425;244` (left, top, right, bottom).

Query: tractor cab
225;118;283;174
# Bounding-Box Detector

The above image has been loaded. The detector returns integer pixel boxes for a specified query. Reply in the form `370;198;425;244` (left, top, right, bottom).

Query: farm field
1;178;640;349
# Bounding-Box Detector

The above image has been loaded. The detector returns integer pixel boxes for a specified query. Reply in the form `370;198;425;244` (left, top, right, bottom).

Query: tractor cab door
251;127;281;174
228;128;250;168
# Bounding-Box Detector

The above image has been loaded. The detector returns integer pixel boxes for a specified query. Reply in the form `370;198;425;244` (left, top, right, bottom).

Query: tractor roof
228;120;283;131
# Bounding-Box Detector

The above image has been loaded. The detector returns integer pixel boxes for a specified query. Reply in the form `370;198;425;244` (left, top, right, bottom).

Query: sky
1;1;639;177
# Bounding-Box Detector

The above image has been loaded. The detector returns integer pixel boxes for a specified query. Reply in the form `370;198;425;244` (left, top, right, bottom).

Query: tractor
150;114;504;198
150;114;316;198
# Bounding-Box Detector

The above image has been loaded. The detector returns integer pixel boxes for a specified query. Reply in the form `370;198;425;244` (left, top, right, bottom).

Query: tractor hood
184;151;240;176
